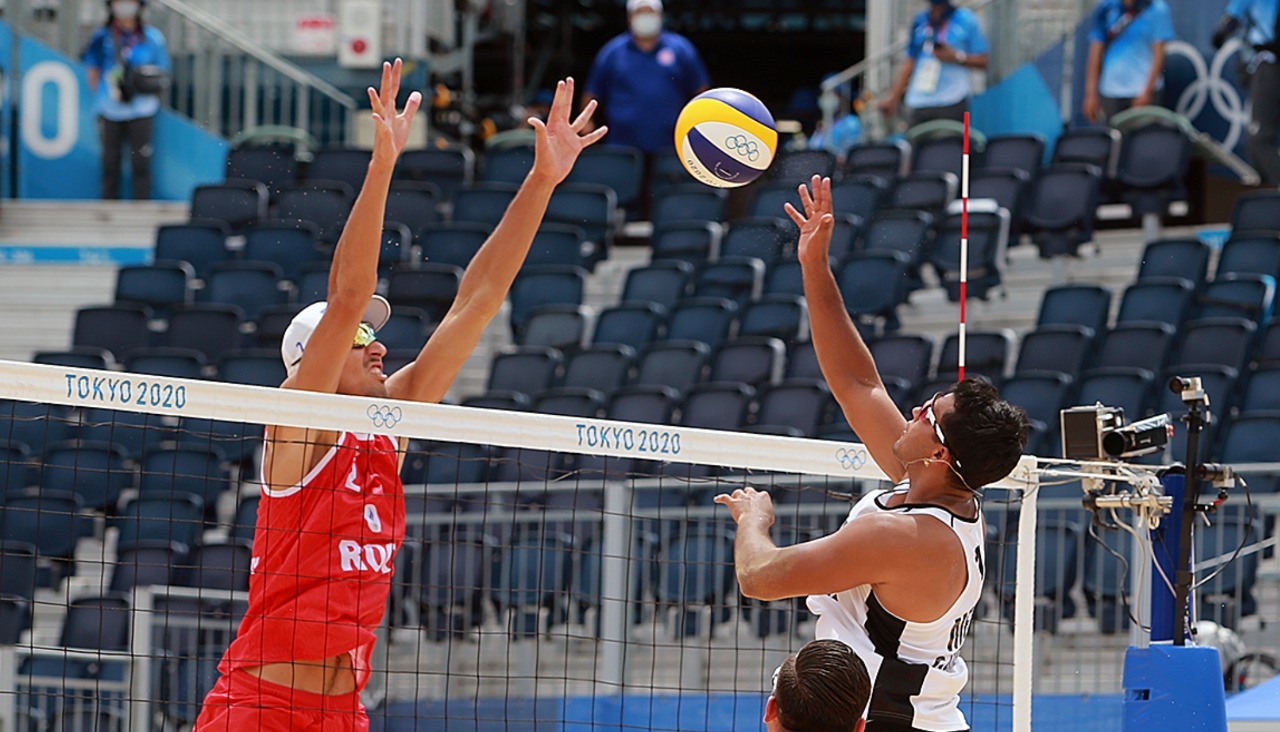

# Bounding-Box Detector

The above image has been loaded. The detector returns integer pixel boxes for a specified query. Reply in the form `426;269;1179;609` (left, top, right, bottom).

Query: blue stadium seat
650;220;723;266
1230;189;1280;234
869;334;934;394
1051;126;1120;176
306;146;372;192
481;145;535;184
1195;508;1260;627
999;520;1080;633
1015;324;1095;380
593;301;667;353
930;201;1010;301
655;530;736;637
1136;237;1212;290
861;210;933;292
754;378;832;436
565;144;644;212
200;261;287;322
622;260;694;311
525;223;588;269
180;539;253;592
418;223;491;269
275;182;353;246
1091;322;1176;375
115;261;194;319
224;143;297;199
651;185;727;230
32;347;115;370
508;265;586;339
720;217;791;264
1000;372;1074;456
493;532;574;637
981;134;1045;180
1218;412;1280;493
73;304;152;362
770;149;837;185
886;171;957;218
831;174;889;223
763;259;806;298
681;382;756;431
217;349;286;387
827;212;864;263
1114;122;1191;217
738;294;808;344
748;182;804;220
665;297;740;351
0;400;75;459
937;330;1014;384
546;183;618;265
1022;163;1103;258
1239;365;1280;414
560;344;635;394
396;145;475;202
137;445;231;519
386;265;462;324
0;441;37;499
1038;283;1112;336
230;493;258;542
1173;317;1258;375
843;140;909;180
631;340;709;396
161;304;245;364
116;496;204;554
835;251;911;334
190;179;268;234
607;384;680;425
487;346;564;400
110;540;185;593
0;491;83;587
1082;526;1133;634
692;256;765;311
0;541;35;641
74;406;177;463
418;530;493;640
384;181;442;246
1197;273;1275;325
125;346;207;379
242;220;323;283
252;303;305;349
911;134;967;178
1075;367;1156;422
40;440;132;513
968;168;1030;242
531;387;607;419
709;337;787;388
518;304;590;350
1116;277;1195;329
462;391;531;412
1215;235;1280;282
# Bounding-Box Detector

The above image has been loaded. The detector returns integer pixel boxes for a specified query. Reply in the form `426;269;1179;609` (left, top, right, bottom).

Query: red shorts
193;667;369;732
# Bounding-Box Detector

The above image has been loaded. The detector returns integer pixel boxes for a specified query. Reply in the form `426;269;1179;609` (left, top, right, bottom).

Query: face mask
630;13;662;38
112;1;140;20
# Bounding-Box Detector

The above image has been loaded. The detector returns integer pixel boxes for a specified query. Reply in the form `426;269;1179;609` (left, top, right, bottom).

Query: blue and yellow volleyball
674;88;778;189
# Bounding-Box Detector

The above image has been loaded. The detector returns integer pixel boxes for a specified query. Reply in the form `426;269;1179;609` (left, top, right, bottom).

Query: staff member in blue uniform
1083;0;1176;123
878;0;990;128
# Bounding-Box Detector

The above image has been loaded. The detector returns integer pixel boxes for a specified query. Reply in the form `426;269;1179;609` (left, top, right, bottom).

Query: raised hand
529;77;609;185
713;487;775;530
786;175;835;267
368;58;423;166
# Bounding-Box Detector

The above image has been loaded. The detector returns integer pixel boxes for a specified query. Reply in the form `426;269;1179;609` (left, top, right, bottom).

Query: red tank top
220;431;405;691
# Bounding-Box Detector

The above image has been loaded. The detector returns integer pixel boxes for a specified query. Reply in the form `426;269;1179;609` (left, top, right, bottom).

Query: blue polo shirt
1088;0;1175;99
1227;0;1278;49
82;24;170;122
585;31;710;153
904;7;989;110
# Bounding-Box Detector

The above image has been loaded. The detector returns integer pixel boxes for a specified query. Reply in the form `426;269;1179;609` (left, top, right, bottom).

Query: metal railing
144;0;358;145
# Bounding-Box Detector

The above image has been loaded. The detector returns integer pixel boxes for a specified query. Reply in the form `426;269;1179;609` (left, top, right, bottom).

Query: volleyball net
0;359;1268;732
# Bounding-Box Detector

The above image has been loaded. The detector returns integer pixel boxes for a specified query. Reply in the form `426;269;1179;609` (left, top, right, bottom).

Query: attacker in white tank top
716;176;1029;732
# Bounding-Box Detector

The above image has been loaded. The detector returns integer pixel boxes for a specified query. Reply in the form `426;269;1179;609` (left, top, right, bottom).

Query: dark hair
104;0;147;28
774;639;870;732
939;377;1029;490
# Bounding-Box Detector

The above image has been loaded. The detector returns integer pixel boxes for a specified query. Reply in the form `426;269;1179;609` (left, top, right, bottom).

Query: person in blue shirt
81;0;170;200
1083;0;1176;124
878;0;989;128
581;0;710;154
1213;0;1280;185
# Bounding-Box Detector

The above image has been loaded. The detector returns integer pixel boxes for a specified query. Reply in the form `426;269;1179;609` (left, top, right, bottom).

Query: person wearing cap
716;177;1028;732
582;0;709;155
195;60;606;732
766;639;870;732
877;0;989;128
81;0;170;199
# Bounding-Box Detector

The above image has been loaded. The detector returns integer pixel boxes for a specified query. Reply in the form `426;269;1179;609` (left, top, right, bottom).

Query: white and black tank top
806;483;985;732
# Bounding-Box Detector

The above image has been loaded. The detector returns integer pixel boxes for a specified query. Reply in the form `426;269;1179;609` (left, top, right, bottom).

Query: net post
1012;480;1038;732
599;479;633;693
130;586;155;732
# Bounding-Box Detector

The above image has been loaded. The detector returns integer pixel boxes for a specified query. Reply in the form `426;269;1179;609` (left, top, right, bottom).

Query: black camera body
1060;404;1172;460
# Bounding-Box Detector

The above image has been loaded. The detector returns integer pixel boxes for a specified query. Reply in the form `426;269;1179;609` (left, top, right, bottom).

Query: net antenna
959;112;971;382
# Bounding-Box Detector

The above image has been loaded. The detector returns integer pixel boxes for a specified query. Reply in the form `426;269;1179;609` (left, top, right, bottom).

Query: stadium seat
1022;163;1103;258
649;220;723;266
631;340;710;395
911;134;966;178
1172;317;1258;375
508;265;587;339
75;406;177;463
116;496;205;554
200;261;287;322
607;384;680;425
110;540;185;593
937;330;1014;384
180;539;253;592
720;217;792;264
999;372;1074;456
831;174;890;223
748;182;804;220
754;378;832;436
384;219;417;277
843;140;910;179
1230;189;1280;234
1136;237;1212;289
115;261;194;319
709;337;786;388
763;259;806;298
0;400;76;459
190;179;268;233
481;145;536;184
525;224;589;269
125;346;207;379
137;445;232;519
1091;322;1176;375
32;347;115;371
40;439;132;513
738;294;808;344
1037;283;1111;336
1051;126;1120;177
1115;277;1195;329
1240;365;1280;414
154;221;233;283
1215;234;1280;282
886;171;957;218
60;593;133;651
518;304;591;350
981;134;1045;180
655;530;736;638
565;144;645;212
531;388;607;419
1197;273;1275;325
930;201;1010;301
692;256;765;311
418;531;493;640
664;297;739;352
835;251;911;334
1082;526;1133;634
869;334;934;394
861;210;933;291
827;212;864;263
462;391;531;412
0;441;37;498
545;183;618;264
1075;367;1156;422
384;181;442;244
0;541;35;642
493;531;574;637
1015;324;1095;380
651;185;728;230
217;349;287;387
770;149;837;185
72;304;152;362
1114;122;1191;217
161;304;245;364
275;182;353;246
0;491;83;587
224;143;298;199
306;146;373;192
386;265;463;324
622;260;695;312
242;220;323;284
560;344;635;394
396;145;476;202
487;346;564;400
251;304;305;350
593;301;667;353
681;382;756;432
417;222;491;269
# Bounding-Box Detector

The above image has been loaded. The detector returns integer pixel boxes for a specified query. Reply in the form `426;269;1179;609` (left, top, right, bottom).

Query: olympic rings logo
1168;39;1250;151
367;404;403;429
836;447;867;471
725;134;761;161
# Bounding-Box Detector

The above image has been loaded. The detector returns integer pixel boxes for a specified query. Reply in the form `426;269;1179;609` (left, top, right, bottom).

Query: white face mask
630;13;662;38
112;1;140;20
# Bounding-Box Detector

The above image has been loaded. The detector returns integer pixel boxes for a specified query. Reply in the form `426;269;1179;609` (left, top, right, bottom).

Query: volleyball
674;87;778;189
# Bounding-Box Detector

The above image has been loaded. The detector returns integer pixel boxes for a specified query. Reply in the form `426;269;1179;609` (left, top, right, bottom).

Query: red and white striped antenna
958;112;971;382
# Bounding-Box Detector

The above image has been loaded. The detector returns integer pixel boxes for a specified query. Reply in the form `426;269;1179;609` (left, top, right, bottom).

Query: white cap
280;295;392;369
627;0;662;12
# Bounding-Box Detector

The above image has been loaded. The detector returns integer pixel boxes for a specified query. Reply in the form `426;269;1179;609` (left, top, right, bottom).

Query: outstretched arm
790;176;908;481
387;78;607;403
286;59;421;395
